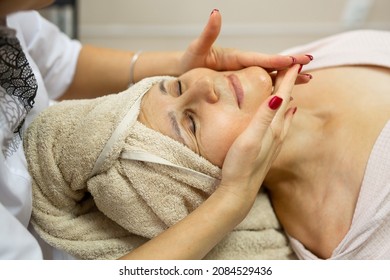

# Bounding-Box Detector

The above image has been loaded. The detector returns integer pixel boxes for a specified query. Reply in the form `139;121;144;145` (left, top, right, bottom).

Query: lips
227;74;244;108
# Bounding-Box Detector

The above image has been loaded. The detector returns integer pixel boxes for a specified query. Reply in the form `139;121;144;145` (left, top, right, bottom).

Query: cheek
199;114;251;167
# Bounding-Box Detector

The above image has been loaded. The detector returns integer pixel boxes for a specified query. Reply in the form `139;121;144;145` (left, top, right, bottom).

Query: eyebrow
161;81;190;148
168;111;186;145
159;80;167;94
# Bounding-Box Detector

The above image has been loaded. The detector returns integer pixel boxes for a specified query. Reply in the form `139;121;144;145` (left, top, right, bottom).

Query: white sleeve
0;202;43;259
0;148;43;259
8;11;82;99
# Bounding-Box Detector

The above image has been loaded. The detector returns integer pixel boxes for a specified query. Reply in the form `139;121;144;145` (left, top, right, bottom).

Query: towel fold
206;191;296;260
24;76;295;260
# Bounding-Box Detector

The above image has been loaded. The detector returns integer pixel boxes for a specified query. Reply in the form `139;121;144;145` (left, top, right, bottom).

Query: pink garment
282;29;390;259
282;29;390;72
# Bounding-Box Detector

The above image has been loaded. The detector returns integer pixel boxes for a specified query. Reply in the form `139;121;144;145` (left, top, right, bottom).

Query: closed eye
177;79;182;96
176;79;196;134
187;112;196;134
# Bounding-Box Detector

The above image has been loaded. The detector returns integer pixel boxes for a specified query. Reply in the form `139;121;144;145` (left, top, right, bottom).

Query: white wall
77;0;390;53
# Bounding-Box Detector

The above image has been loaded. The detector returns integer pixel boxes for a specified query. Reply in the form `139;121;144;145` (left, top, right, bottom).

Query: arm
119;65;301;260
60;46;182;100
119;187;251;260
61;9;311;100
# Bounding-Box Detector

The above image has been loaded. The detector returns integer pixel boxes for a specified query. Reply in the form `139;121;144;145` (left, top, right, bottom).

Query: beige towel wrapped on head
24;76;295;260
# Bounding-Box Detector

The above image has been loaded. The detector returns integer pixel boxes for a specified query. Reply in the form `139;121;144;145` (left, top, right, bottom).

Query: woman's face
138;67;273;167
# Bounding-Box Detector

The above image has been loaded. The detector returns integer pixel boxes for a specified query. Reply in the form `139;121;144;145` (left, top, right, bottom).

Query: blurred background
41;0;390;53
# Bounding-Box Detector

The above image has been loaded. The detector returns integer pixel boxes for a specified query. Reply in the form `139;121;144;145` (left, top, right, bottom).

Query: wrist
207;185;257;224
134;51;183;82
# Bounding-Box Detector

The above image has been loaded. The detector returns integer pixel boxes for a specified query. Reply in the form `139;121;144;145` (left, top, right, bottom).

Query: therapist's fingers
179;9;222;72
220;91;294;193
262;54;313;72
221;64;300;194
227;66;299;161
270;72;312;85
223;92;290;169
221;94;280;183
271;65;300;137
228;52;312;73
189;9;221;55
273;64;300;93
273;65;300;111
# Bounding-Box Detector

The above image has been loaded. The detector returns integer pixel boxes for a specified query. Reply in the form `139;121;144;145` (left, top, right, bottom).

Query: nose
185;76;219;104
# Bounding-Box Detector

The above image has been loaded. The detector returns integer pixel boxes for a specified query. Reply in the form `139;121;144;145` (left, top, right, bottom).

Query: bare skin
2;0;313;260
137;64;390;259
265;65;390;258
121;65;302;259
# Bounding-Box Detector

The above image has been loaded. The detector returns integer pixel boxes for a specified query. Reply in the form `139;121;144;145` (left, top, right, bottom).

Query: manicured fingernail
303;73;312;79
290;56;297;65
293;107;298;115
298;64;303;73
305;54;314;60
269;96;283;110
210;8;219;16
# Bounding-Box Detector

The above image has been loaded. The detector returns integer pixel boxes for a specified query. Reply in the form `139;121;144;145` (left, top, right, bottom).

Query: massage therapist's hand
180;9;312;75
216;64;301;216
118;67;302;260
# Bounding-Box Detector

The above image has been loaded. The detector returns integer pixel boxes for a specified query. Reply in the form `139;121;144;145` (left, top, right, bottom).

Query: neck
262;105;342;236
264;108;329;191
262;108;339;257
262;104;361;258
261;66;390;258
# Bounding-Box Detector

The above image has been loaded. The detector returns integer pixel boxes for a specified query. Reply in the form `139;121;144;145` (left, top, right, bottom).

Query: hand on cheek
218;65;300;206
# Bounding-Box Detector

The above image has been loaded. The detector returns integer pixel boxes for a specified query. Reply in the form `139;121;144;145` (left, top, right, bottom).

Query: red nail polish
298;64;303;73
210;9;219;16
269;96;283;110
293;107;298;115
305;54;314;60
303;73;312;79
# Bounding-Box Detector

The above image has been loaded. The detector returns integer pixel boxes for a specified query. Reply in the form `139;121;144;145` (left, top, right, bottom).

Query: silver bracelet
128;50;142;87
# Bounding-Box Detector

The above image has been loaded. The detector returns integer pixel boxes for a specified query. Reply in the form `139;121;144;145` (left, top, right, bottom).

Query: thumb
193;9;222;53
